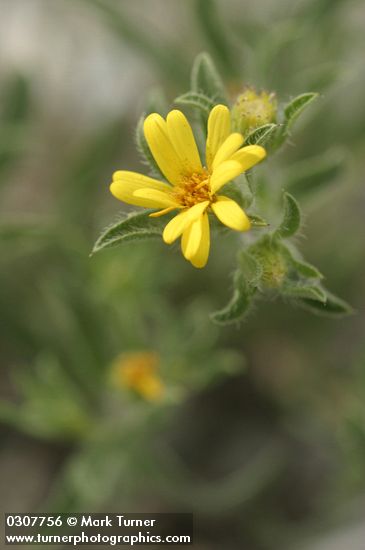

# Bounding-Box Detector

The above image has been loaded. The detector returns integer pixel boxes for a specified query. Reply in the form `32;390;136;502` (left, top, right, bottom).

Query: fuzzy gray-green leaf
238;250;263;287
281;282;327;303
220;179;253;210
284;92;319;129
211;271;254;325
211;251;261;325
284;147;346;199
248;214;269;227
194;2;236;77
281;244;323;279
274;192;301;239
298;290;353;317
191;52;227;104
245;123;279;147
174;91;216;116
92;211;168;254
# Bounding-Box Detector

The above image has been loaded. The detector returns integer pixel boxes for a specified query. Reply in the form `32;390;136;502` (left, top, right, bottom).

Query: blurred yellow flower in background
110;352;164;402
110;105;266;268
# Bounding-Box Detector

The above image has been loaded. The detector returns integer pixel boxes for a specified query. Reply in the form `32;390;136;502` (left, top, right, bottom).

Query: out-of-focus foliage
0;1;365;549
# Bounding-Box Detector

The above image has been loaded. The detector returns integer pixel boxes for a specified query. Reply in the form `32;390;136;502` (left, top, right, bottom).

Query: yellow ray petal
206;105;231;171
144;113;184;185
230;145;266;171
181;215;203;261
162;201;209;244
212;133;244;170
133;188;181;209
189;212;210;268
110;171;171;207
166;110;202;174
209;160;243;194
211;196;251;231
149;206;176;218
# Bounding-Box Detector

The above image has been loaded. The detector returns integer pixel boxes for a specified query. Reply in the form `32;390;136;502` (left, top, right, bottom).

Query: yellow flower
110;352;164;402
110;105;266;268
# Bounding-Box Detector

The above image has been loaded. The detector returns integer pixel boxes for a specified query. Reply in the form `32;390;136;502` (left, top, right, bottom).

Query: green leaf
298;290;353;317
0;402;22;428
92;210;168;254
272;92;319;150
211;251;261;325
281;282;327;302
211;271;254;325
0;220;50;242
274;192;301;239
284;148;346;199
238;250;263;287
283;92;319;130
60;117;130;223
0;74;31;176
135;116;164;178
191;52;227;104
281;244;323;279
144;87;169;116
194;1;236;77
227;174;254;209
174;91;216;116
248;214;269;227
1;73;31;124
245;123;279;146
220;178;253;210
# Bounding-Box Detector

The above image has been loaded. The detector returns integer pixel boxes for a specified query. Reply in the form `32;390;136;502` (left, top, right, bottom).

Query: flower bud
231;87;277;136
252;241;287;288
262;252;287;288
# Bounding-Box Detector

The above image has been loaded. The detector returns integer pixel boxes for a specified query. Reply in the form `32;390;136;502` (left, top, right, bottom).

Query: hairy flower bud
231;88;277;136
261;253;287;288
252;240;288;288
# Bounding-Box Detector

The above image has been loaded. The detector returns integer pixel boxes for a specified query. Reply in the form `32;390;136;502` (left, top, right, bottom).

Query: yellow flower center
172;169;213;208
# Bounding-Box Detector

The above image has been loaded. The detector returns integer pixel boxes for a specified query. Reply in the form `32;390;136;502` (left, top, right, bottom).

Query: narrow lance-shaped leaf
211;271;255;325
238;249;264;287
194;1;236;77
298;289;353;318
273;92;319;150
284;92;319;130
1;73;31;124
0;74;31;177
144;87;169;117
274;192;301;239
220;178;253;210
191;52;228;104
280;282;327;303
283;147;346;199
245;123;279;147
0;220;52;242
92;210;169;255
248;214;269;227
211;251;262;325
174;92;216;117
280;243;323;279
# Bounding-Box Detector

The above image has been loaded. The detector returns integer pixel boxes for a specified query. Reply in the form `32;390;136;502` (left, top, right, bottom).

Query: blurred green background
0;1;365;549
